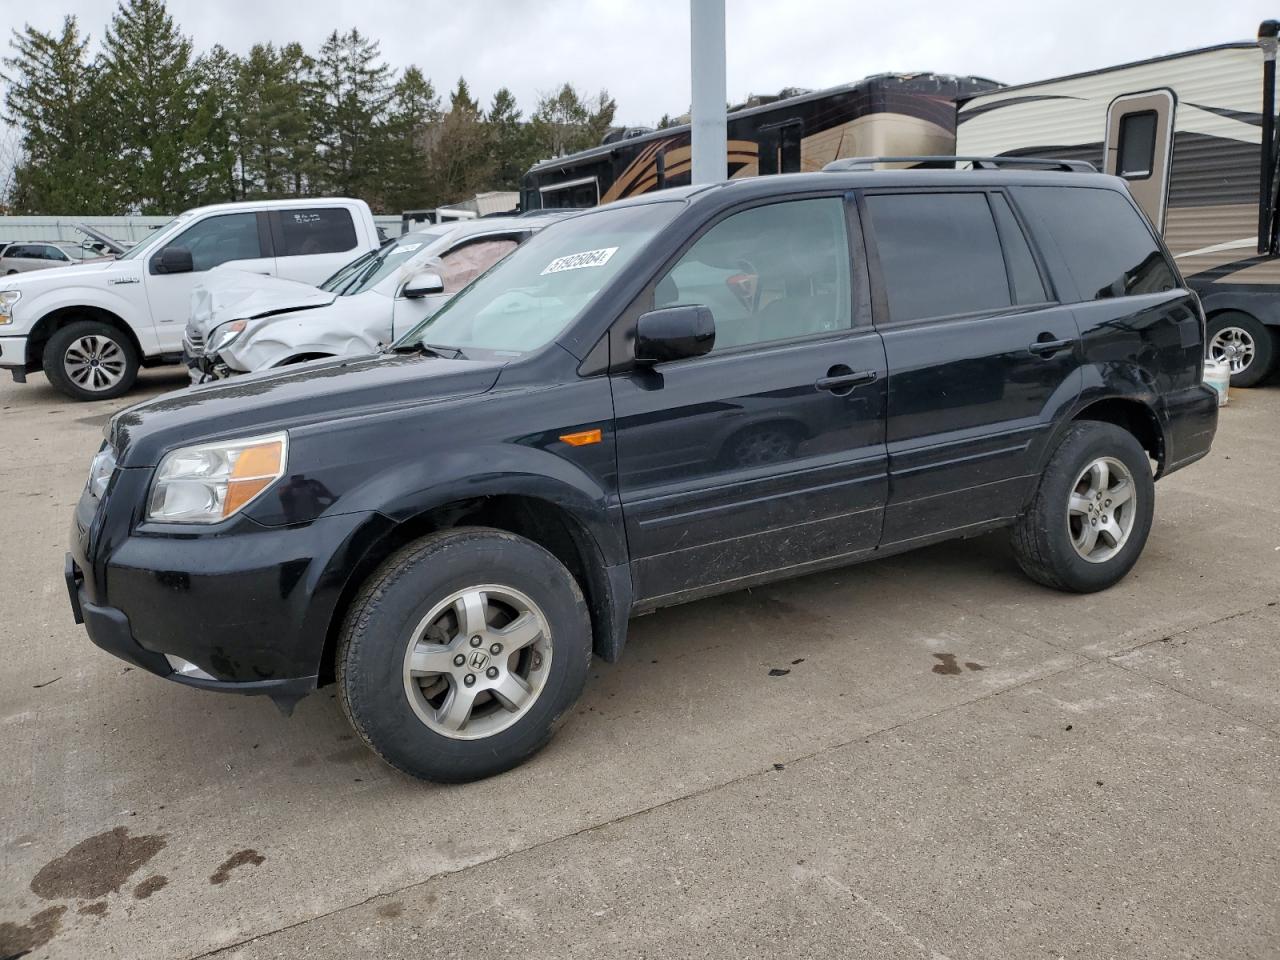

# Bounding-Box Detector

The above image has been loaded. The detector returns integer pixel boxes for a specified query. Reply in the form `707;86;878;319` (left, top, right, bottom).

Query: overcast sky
16;0;1280;125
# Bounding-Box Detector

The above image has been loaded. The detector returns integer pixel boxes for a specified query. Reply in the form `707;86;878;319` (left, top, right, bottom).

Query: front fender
223;315;386;372
22;282;154;349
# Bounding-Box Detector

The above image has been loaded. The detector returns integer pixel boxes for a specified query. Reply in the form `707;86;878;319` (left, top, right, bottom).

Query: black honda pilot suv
67;162;1218;782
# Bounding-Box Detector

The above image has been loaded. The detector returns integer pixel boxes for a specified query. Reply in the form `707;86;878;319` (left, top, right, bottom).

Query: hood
108;350;503;467
1;258;124;289
190;271;337;339
74;222;129;256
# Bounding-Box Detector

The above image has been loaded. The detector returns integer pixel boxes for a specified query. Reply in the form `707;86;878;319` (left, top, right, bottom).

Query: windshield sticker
540;246;618;275
396;243;423;252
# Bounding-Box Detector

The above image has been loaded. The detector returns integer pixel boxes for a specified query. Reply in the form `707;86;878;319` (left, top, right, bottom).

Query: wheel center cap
468;650;489;671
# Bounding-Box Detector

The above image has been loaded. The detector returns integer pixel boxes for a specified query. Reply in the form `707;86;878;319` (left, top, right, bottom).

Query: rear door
269;206;363;284
861;188;1082;546
1105;90;1176;232
609;194;889;605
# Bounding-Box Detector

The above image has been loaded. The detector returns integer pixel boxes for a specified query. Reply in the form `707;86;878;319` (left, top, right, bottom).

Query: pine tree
488;86;529;191
309;28;393;201
237;42;315;197
425;77;494;205
186;44;240;204
97;0;203;213
383;65;439;212
1;17;115;212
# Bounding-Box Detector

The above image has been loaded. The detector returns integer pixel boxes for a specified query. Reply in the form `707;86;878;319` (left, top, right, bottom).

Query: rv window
1116;111;1157;180
865;192;1011;323
1016;186;1176;300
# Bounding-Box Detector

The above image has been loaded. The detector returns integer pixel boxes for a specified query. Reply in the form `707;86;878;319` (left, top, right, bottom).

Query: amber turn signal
559;428;602;447
223;438;286;516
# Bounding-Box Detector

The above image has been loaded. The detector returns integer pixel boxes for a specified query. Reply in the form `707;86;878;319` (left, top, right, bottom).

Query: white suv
0;198;380;400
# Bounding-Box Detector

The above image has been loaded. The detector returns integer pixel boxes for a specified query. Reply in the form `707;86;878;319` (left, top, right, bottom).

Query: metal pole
690;0;727;185
1257;20;1278;254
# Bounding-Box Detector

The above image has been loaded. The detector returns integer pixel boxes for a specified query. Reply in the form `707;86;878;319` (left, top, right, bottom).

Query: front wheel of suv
1011;421;1155;593
43;320;139;401
336;527;593;783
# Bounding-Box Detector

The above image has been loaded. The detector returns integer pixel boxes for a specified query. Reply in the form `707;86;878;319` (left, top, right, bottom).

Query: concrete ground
1;367;1277;960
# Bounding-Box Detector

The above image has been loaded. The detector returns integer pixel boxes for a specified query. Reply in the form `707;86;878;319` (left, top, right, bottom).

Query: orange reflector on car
223;439;286;517
559;428;602;447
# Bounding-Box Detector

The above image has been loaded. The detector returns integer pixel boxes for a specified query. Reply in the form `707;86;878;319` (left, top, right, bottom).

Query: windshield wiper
390;341;467;360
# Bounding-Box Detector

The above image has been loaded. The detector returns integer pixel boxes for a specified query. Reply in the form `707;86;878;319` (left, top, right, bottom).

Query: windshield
397;202;681;356
326;228;452;297
117;216;188;261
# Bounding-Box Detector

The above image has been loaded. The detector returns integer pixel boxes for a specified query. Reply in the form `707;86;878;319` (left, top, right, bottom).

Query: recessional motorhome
956;21;1280;386
522;73;998;209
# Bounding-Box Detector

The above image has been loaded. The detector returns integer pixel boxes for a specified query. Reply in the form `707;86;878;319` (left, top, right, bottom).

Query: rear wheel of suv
1206;311;1275;387
336;527;593;783
43;320;139;401
1011;421;1155;593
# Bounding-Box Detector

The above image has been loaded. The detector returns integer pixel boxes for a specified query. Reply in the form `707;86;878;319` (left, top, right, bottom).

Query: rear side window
865;192;1010;323
275;208;358;257
1017;186;1176;300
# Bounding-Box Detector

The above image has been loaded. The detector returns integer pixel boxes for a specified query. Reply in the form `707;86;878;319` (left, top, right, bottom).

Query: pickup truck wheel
1011;422;1155;593
336;527;592;783
1206;311;1275;387
43;320;139;400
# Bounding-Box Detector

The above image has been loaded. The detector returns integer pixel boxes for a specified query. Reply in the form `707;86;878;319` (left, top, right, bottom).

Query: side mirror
634;305;715;364
402;271;445;299
155;246;193;275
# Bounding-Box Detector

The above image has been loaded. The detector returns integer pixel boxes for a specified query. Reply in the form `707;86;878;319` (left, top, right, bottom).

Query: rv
521;72;998;210
956;21;1280;386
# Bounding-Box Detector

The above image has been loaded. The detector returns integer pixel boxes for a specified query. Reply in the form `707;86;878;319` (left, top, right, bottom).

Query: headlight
147;432;287;523
86;444;117;499
208;319;247;353
0;290;20;323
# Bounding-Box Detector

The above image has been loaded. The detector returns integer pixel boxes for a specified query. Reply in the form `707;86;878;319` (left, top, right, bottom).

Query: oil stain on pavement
29;827;167;901
0;905;66;957
210;850;266;885
931;653;986;675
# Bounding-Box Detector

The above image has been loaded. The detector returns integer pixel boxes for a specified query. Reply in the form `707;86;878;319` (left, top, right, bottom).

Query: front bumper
183;348;236;384
68;469;391;709
66;551;319;711
0;333;29;378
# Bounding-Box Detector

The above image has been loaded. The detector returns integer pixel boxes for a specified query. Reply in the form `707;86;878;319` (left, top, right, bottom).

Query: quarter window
1116;111;1157;179
165;213;262;272
274;207;358;257
655;197;852;351
1016;186;1176;300
865;192;1012;323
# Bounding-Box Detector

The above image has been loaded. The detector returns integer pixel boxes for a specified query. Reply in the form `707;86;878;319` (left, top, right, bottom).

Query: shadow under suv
67;161;1218;782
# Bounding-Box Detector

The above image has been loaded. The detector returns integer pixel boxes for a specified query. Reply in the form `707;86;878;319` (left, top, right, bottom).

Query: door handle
815;369;878;393
1028;336;1076;357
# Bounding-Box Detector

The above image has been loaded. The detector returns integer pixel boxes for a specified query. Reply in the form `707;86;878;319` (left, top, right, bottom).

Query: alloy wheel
1066;456;1137;563
63;335;127;392
1208;325;1256;374
401;585;552;740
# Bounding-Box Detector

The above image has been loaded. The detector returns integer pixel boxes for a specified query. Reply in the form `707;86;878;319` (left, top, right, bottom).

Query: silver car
0;241;112;274
184;213;571;382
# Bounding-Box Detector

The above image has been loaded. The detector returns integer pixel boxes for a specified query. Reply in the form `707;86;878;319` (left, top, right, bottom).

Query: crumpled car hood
189;270;337;341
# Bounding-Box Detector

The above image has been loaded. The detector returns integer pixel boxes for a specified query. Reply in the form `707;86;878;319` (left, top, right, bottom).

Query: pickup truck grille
184;325;205;357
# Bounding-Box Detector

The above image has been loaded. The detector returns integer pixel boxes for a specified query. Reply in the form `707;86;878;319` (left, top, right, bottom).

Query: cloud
11;0;1278;126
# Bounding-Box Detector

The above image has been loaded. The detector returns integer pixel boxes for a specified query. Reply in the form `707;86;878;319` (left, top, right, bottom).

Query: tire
337;527;593;783
1206;311;1275;388
1011;421;1155;593
42;320;139;401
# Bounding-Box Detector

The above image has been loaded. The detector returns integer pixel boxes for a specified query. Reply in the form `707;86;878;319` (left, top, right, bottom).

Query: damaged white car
184;213;569;382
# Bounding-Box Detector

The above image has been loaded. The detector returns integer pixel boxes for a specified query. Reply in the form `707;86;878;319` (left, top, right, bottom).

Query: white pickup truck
0;198;380;400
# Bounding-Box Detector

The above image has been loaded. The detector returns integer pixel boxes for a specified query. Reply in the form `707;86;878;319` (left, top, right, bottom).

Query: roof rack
822;155;1098;173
